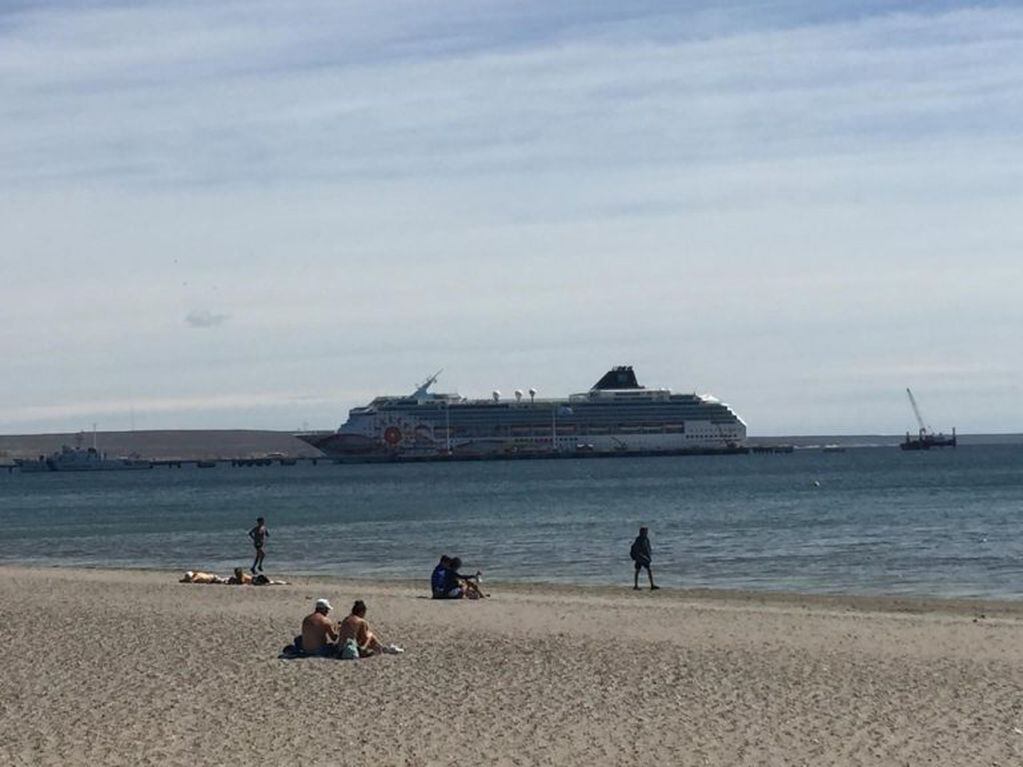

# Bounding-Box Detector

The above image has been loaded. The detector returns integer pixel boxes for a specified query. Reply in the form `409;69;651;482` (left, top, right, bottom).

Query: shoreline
4;562;1022;619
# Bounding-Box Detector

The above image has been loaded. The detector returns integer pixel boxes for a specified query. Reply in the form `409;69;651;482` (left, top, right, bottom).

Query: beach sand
2;566;1023;766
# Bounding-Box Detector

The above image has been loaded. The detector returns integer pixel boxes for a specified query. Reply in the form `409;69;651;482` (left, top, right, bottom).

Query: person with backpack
630;526;659;591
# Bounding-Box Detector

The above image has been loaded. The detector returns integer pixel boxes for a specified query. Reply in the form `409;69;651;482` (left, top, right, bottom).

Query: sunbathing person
336;600;402;658
251;573;288;585
228;567;252;585
180;570;227;584
300;598;338;656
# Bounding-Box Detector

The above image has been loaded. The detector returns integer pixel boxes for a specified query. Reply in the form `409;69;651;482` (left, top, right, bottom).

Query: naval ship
297;366;748;462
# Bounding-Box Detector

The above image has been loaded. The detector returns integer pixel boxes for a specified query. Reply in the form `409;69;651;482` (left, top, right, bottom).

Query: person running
248;516;269;573
300;598;338;656
630;526;659;591
336;600;403;657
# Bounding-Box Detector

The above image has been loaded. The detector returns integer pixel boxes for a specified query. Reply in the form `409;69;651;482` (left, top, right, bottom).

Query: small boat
901;428;957;450
17;444;153;471
48;445;153;471
901;389;956;450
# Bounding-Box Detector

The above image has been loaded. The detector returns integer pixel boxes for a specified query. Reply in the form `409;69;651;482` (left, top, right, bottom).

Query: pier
151;457;322;468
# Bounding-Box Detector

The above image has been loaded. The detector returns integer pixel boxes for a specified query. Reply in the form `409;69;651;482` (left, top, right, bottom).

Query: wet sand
2;565;1022;766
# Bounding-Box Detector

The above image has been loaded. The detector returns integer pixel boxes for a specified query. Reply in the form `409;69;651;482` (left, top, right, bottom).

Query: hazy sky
2;1;1021;436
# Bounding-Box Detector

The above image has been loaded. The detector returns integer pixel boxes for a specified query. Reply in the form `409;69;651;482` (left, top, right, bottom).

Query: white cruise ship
297;366;748;462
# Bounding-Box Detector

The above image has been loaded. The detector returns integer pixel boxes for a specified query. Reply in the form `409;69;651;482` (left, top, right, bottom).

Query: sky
1;1;1021;436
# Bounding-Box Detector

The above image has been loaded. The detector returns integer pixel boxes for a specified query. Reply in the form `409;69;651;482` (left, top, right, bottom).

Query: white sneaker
382;644;405;654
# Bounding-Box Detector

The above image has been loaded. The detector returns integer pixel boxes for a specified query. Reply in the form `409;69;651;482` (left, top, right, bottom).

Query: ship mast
413;369;443;399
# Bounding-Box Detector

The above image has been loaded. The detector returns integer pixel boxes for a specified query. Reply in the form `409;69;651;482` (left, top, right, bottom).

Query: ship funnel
492;390;501;402
528;388;536;403
514;389;523;402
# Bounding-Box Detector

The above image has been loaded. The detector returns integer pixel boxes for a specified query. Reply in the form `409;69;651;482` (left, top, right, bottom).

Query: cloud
1;2;1022;434
185;310;229;329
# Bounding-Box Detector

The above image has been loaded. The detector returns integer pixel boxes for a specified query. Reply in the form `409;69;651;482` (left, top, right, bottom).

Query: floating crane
906;388;929;436
901;388;956;450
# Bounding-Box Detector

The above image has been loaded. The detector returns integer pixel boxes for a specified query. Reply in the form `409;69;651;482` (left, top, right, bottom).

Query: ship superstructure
298;366;747;462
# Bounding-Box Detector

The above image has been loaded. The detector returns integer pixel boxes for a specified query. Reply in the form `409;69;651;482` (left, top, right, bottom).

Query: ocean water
2;445;1022;599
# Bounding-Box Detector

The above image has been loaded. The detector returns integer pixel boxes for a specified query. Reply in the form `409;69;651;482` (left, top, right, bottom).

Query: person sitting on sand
336;600;403;658
300;598;338;656
440;557;485;600
228;567;252;585
431;555;452;598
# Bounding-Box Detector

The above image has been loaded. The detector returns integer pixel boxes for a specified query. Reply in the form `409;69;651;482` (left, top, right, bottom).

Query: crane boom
905;388;928;435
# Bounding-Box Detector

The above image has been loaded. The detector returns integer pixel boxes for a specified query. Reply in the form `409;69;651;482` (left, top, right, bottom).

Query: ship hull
296;431;749;463
900;437;957;450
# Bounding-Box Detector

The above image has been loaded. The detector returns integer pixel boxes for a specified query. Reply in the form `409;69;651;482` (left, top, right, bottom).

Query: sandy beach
2;566;1023;766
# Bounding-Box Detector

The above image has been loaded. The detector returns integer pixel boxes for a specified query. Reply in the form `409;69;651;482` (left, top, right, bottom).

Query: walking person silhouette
630;526;659;590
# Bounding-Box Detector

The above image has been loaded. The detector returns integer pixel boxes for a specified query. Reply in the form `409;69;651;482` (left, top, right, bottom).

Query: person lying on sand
337;600;403;658
252;573;288;585
228;567;252;585
300;598;338;657
180;570;227;584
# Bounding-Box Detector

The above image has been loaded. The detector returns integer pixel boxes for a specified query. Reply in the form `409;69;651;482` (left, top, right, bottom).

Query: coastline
4;565;1023;766
6;560;1023;615
8;562;1023;616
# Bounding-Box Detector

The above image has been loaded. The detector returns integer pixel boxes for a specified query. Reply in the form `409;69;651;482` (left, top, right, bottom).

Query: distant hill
0;430;324;461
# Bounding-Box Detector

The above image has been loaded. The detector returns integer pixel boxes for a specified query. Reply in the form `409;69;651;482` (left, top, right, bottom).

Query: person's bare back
337;613;368;645
301;600;337;655
337;601;385;656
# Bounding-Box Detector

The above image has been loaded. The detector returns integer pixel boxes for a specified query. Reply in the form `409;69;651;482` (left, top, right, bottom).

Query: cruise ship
297;366;748;462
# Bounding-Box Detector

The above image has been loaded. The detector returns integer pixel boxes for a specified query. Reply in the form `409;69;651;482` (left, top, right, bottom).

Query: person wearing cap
300;598;338;656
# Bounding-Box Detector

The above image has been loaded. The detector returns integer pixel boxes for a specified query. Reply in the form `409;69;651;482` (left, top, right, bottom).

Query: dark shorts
432;587;464;599
634;559;651;571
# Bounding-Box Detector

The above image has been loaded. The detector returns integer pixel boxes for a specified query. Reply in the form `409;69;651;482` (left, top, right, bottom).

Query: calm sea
2;445;1021;599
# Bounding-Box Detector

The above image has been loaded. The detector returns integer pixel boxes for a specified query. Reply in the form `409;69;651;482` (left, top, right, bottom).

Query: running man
630;526;659;591
248;516;269;573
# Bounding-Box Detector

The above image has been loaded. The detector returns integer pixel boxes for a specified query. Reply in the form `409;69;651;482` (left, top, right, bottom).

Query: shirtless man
337;600;401;657
300;598;338;656
248;516;269;573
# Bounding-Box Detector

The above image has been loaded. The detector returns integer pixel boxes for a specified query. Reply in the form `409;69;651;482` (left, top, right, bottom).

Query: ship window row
398;406;733;419
427;423;692;437
388;402;724;411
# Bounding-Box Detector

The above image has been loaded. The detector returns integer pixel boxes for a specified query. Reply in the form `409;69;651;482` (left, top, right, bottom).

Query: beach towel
339;638;360;660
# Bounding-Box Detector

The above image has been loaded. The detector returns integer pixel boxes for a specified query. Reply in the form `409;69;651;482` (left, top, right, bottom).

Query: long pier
151;457;323;468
